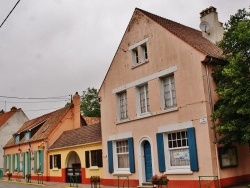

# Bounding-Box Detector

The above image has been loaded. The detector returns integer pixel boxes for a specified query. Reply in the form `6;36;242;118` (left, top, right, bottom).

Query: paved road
0;181;43;188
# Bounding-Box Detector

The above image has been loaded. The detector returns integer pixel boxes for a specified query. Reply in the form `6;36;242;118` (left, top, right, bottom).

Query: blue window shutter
22;153;25;177
17;154;20;171
128;137;135;173
187;127;199;171
34;151;37;172
40;150;44;173
107;141;114;173
156;133;166;172
4;155;7;171
11;154;14;172
27;152;31;174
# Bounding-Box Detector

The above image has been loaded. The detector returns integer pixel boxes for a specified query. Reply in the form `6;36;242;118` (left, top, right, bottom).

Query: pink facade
98;8;250;188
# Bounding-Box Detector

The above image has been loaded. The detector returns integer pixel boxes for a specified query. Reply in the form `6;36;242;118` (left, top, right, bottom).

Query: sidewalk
0;177;117;188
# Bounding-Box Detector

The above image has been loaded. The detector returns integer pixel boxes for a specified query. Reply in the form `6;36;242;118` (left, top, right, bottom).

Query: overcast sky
0;0;249;119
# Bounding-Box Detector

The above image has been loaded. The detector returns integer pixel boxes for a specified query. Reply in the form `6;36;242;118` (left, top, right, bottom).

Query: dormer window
25;132;31;141
14;135;20;144
129;38;149;67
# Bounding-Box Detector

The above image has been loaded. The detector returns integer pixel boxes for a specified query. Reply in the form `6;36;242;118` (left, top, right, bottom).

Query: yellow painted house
48;123;103;184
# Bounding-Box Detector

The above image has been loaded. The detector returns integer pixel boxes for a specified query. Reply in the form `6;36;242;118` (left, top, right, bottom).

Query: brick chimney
200;6;224;43
73;92;81;129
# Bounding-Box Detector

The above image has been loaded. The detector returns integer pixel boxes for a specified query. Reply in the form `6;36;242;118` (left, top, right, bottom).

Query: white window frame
53;154;60;168
90;150;98;167
114;139;129;172
129;38;149;67
136;84;150;116
165;130;190;170
117;91;128;120
161;75;177;109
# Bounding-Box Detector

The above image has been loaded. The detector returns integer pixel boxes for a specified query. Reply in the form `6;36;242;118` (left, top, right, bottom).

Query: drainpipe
205;57;221;186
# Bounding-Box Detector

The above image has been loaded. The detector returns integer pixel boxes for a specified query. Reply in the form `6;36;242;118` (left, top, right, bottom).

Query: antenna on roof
199;21;210;34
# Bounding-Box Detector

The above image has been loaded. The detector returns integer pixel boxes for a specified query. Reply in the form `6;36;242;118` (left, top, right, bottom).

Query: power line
0;0;21;29
24;106;63;112
0;99;70;104
0;95;71;100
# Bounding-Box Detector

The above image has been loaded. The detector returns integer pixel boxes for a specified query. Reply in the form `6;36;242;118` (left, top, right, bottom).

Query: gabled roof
99;8;224;93
4;105;72;148
49;123;102;150
136;8;223;59
0;109;20;128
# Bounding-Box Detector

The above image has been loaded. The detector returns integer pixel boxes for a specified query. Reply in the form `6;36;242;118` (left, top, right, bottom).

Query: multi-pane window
162;75;176;108
50;154;61;169
167;131;190;167
139;84;150;114
118;92;127;120
116;140;129;169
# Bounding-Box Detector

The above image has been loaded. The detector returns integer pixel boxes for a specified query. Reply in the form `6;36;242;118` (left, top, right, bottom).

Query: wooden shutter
85;151;90;168
97;149;103;167
57;155;61;169
49;155;53;169
34;151;37;172
156;133;166;172
128;137;135;173
40;150;44;173
22;153;25;177
107;141;113;173
187;127;199;171
17;153;20;172
27;152;31;174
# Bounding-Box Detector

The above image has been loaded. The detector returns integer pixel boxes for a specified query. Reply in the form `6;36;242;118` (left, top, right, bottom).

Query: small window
129;38;149;67
132;48;139;64
25;132;31;141
117;91;128;120
14;135;20;144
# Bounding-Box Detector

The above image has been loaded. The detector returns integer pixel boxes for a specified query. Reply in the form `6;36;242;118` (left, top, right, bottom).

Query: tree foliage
80;87;101;117
212;9;250;145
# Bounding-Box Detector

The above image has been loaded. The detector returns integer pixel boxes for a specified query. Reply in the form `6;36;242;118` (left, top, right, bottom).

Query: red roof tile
0;109;19;128
136;8;223;59
49;123;102;150
4;105;72;148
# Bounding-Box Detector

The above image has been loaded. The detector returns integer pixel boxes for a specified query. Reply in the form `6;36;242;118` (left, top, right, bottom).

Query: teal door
144;141;153;182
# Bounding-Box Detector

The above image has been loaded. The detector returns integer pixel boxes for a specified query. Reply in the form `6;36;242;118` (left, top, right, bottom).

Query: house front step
137;182;154;188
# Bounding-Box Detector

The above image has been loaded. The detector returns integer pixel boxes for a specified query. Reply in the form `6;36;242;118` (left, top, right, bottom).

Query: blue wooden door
144;141;153;182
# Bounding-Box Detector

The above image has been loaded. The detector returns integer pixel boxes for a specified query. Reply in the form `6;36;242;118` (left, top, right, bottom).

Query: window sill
113;171;132;176
52;168;59;171
162;106;178;113
89;166;100;170
131;59;149;69
165;169;193;175
137;112;152;119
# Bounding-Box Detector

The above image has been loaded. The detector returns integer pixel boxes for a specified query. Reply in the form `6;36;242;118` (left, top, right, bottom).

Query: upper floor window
162;75;177;109
14;135;20;144
129;38;149;67
117;91;128;120
25;132;31;141
138;84;150;114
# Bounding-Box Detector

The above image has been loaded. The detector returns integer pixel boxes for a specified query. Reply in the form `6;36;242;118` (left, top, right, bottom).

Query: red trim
220;174;250;187
101;178;139;187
